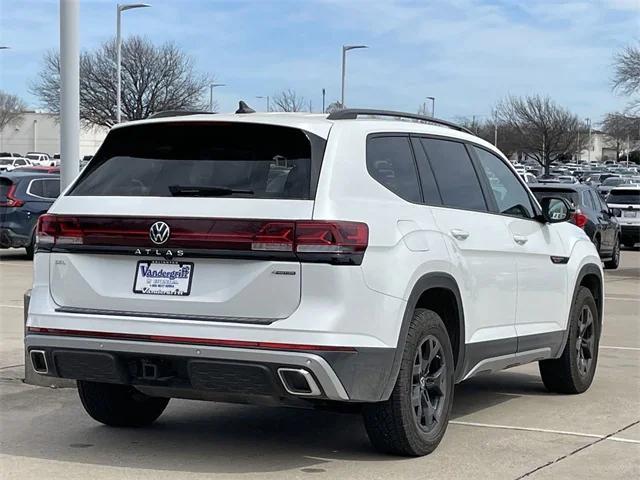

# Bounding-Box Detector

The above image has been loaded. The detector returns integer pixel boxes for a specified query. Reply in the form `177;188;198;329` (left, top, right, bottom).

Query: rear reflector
36;215;368;265
27;327;357;352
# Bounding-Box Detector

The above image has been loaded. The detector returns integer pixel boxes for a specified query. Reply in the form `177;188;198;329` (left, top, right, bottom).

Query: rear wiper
168;185;254;197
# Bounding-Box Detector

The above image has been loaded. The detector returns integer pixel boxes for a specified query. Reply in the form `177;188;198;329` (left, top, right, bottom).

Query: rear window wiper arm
169;185;254;197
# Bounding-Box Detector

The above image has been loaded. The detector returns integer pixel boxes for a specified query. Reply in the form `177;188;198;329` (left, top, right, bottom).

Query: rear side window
28;178;60;199
366;136;422;203
70;123;325;199
581;190;596;211
420;138;487;211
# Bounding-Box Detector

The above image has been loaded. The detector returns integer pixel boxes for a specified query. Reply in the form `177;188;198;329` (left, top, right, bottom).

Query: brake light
572;209;588;229
36;215;369;265
0;184;24;207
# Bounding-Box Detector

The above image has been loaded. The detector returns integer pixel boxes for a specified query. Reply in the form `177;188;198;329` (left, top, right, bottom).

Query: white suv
26;107;604;456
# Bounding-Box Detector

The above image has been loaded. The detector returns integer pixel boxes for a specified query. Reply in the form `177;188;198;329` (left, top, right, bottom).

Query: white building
0;111;108;157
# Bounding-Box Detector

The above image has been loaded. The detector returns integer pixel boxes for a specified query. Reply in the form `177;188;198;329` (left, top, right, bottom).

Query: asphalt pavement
1;248;638;480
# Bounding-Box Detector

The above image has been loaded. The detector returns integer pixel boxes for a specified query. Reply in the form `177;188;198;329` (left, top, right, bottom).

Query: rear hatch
43;120;329;322
607;188;640;224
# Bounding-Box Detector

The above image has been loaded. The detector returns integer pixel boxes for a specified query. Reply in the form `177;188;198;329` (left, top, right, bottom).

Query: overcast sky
0;0;638;123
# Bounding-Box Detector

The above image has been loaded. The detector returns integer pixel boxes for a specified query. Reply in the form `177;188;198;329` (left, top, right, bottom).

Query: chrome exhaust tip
30;350;48;374
277;368;321;396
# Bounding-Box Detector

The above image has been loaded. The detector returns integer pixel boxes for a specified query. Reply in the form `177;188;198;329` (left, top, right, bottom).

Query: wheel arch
380;272;466;401
556;263;603;358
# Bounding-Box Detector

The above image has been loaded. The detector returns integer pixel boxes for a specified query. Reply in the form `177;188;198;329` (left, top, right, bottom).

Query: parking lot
0;248;638;480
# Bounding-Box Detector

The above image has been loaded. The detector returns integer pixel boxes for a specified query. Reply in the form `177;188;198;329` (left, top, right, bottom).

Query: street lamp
116;3;151;123
585;117;592;163
426;96;435;117
0;46;9;50
341;44;367;108
209;83;225;112
256;95;270;112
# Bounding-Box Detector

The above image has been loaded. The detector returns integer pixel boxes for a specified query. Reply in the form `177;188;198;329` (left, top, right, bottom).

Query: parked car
557;175;578;184
0;157;31;172
14;165;60;174
0;170;60;257
606;186;640;248
519;172;538;184
0;152;23;158
597;176;632;196
26;107;604;456
531;183;620;268
25;152;51;166
584;173;618;188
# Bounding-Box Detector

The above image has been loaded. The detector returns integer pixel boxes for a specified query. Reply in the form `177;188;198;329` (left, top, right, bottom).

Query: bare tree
601;113;640;160
495;95;581;173
0;91;26;132
31;36;211;128
455;116;522;159
613;42;640;115
272;89;306;112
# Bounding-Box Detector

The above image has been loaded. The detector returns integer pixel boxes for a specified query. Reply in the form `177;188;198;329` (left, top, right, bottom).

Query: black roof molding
327;108;472;134
148;110;212;119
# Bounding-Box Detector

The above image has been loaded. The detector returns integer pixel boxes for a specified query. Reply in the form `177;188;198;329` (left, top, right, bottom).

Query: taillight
36;216;369;265
572;209;588;229
0;184;24;207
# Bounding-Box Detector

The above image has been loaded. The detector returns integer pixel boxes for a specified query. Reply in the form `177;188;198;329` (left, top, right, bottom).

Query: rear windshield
70;122;326;199
607;189;640;205
0;159;14;166
0;178;11;199
531;189;579;207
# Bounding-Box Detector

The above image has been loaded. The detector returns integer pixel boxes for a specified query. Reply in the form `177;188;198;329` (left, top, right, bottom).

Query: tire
539;287;599;394
24;229;35;259
604;236;620;270
77;380;169;427
362;309;455;456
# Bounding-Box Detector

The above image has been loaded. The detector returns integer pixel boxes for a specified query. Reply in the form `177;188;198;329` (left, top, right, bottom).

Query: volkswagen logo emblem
149;221;170;245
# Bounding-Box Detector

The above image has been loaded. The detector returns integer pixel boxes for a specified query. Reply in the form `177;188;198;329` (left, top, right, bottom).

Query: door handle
513;235;528;245
451;229;470;241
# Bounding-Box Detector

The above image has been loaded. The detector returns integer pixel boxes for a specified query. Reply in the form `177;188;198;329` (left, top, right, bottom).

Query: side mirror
541;197;573;223
610;208;621;217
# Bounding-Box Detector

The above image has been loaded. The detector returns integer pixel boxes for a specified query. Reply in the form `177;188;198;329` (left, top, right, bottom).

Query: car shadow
1;369;550;474
0;248;31;261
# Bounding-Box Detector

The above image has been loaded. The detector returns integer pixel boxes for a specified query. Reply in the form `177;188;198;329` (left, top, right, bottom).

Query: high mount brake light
36;215;369;265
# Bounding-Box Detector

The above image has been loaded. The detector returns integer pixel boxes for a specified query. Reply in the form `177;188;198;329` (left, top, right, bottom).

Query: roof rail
148;110;213;119
326;109;472;134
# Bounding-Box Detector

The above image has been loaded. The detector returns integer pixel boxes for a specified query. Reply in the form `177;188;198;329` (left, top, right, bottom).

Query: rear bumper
0;228;29;248
619;224;640;240
25;334;395;403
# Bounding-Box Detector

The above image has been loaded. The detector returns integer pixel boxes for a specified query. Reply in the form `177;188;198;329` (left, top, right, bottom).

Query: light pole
116;3;151;123
322;88;326;113
341;44;367;108
426;96;435;117
256;96;270;112
585;117;592;163
209;83;225;112
60;0;80;189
